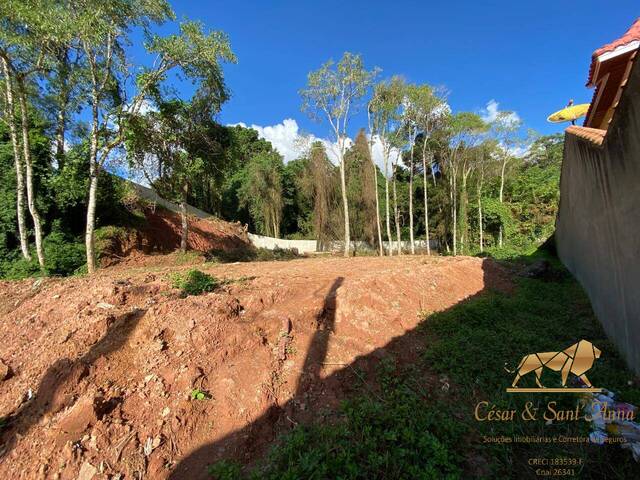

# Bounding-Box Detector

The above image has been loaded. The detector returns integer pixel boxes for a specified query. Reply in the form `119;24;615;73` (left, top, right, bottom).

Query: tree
304;142;339;250
409;84;448;255
475;140;498;253
0;1;55;267
345;129;378;249
300;52;378;257
442;112;486;255
0;56;30;260
368;76;405;255
74;3;235;272
126;99;214;252
458;121;488;254
490;111;523;247
238;151;284;238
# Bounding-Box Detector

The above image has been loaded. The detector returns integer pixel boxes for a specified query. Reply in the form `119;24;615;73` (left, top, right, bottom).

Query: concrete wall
328;239;439;253
126;181;212;219
556;57;640;375
247;233;318;253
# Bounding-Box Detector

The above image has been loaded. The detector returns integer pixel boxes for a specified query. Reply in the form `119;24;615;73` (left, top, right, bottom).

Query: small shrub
171;269;219;296
206;247;256;263
43;232;86;276
206;246;299;263
190;388;211;400
255;247;299;261
1;255;42;280
208;460;242;480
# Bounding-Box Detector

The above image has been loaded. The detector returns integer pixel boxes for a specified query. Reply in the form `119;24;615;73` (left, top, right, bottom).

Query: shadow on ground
0;308;146;459
168;259;510;479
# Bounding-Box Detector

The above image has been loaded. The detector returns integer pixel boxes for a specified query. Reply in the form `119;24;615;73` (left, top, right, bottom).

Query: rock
519;260;551;279
96;302;115;310
77;462;97;480
55;395;99;446
0;359;10;381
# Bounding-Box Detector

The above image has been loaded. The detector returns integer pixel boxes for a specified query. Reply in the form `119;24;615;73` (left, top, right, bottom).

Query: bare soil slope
0;255;510;479
100;207;251;268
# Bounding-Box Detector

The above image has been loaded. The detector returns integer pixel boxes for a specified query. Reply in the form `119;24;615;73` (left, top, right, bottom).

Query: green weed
171;269;220;296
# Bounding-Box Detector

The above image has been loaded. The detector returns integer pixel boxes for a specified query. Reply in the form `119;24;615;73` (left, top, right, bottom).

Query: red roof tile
587;18;640;86
593;18;640;58
566;126;606;146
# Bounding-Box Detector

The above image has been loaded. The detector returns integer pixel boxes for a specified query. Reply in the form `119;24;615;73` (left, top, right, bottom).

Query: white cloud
230;118;401;177
480;99;520;125
231;118;305;163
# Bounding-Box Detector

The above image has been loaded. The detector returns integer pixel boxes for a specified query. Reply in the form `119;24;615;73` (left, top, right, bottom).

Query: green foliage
254;247;300;262
190;388;211;400
421;254;640;477
300;52;379;124
208;460;242;480
42;231;86;276
209;366;461;480
481;197;516;241
236;151;285;237
0;252;42;280
0;230;85;279
171;269;220;296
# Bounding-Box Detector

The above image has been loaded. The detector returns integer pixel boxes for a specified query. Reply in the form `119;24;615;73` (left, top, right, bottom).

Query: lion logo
507;340;601;389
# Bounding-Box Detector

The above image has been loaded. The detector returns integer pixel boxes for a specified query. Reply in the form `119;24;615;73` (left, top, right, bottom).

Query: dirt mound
100;207;251;267
0;256;511;479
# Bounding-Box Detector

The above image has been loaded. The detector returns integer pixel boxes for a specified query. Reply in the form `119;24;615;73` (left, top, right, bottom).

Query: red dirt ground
0;255;511;479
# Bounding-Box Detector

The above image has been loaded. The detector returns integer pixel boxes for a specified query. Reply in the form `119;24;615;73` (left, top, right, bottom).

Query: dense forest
0;0;564;279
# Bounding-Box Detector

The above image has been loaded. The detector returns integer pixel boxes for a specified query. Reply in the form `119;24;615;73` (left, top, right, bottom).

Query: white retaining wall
248;233;318;253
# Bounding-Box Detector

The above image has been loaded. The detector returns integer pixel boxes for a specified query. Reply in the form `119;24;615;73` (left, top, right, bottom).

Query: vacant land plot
0;254;637;479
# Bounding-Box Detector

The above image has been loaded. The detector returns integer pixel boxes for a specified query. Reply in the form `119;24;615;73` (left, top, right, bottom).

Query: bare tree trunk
478;182;484;253
372;160;383;256
86;163;98;273
55;108;66;169
85;97;100;274
339;153;350;257
422;152;431;256
392;167;401;255
16;81;44;268
180;210;188;254
384;153;393;256
460;171;469;255
1;59;30;260
408;130;415;254
54;49;70;170
498;157;507;248
450;167;457;256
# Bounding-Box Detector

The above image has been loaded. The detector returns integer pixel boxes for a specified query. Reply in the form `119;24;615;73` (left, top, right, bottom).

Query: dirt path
0;255;510;479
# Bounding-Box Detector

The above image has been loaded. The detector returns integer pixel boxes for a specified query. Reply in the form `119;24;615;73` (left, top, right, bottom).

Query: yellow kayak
547;104;590;123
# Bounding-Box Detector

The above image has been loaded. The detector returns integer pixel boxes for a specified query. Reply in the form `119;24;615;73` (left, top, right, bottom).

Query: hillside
98;205;252;268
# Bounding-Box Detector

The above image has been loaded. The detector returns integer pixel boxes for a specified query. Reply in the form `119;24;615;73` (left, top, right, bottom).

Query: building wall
556;57;640;375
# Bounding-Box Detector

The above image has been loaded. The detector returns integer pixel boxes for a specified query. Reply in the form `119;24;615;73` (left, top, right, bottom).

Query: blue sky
131;1;638;160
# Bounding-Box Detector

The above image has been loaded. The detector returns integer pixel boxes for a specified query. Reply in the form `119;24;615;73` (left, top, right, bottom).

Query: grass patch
420;258;640;478
210;361;462;479
207;251;640;479
171;269;220;296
